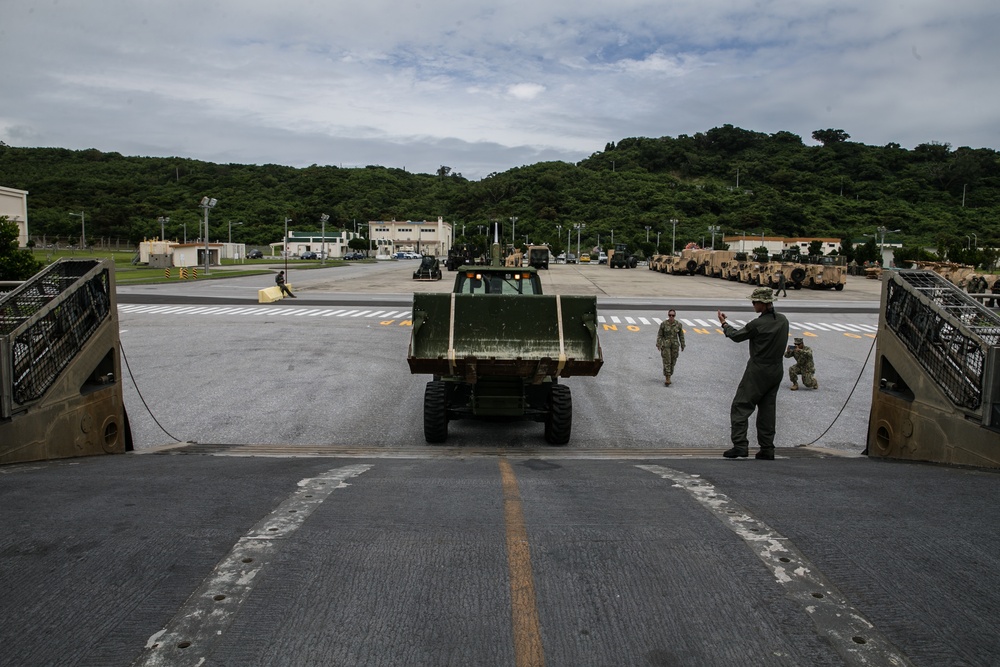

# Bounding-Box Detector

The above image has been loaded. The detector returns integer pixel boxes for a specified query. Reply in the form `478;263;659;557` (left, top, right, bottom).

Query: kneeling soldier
785;337;818;390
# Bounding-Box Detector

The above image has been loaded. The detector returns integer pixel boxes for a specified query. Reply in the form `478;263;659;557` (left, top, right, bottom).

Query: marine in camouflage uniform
717;287;789;460
656;309;685;386
784;337;818;390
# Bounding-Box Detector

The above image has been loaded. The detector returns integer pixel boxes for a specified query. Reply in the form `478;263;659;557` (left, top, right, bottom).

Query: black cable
119;341;185;443
800;333;878;447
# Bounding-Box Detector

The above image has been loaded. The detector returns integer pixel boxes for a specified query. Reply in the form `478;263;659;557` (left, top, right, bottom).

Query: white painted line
322;310;349;317
639;317;651;325
598;316;607;323
801;322;834;331
339;310;360;317
350;310;373;317
625;316;636;324
694;318;712;327
133;464;372;667
636;464;910;666
824;323;850;331
611;316;622;324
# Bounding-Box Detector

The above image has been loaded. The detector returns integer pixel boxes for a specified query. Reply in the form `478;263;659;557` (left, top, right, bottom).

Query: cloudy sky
2;0;997;180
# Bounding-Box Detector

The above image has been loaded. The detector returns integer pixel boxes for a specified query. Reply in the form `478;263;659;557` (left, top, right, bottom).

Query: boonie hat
794;337;804;344
749;286;775;303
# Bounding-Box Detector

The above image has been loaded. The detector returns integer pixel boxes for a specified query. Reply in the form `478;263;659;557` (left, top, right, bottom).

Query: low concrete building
0;185;29;247
270;230;361;258
368;217;453;257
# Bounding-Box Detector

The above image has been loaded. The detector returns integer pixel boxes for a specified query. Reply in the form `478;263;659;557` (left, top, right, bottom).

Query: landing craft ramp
869;269;1000;467
0;258;130;464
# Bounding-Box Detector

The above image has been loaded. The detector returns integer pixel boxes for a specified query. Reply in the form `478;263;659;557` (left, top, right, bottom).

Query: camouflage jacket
656;319;685;350
784;344;815;372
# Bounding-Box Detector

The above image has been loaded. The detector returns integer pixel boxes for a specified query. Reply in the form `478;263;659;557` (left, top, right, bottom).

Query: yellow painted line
499;458;545;667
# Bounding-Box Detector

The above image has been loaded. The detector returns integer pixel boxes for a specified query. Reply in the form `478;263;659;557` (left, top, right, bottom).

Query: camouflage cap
749;286;775;303
794;337;804;344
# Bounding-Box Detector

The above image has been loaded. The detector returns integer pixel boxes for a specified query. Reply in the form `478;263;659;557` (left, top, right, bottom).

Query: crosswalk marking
118;304;875;335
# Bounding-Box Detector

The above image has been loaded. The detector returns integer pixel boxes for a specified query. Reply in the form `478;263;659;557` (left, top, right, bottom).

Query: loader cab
453;267;543;295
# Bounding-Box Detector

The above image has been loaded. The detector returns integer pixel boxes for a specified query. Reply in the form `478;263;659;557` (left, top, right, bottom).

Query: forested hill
1;125;997;262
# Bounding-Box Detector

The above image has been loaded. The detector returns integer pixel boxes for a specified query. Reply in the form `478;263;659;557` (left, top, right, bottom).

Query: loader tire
424;380;449;444
544;384;572;445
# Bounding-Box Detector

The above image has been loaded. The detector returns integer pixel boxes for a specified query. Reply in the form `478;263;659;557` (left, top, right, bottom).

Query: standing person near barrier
785;337;818;390
717;287;789;460
990;278;1000;308
655;309;685;386
275;270;297;298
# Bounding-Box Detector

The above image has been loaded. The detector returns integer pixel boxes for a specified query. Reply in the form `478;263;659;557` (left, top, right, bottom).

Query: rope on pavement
120;341;185;443
801;333;877;448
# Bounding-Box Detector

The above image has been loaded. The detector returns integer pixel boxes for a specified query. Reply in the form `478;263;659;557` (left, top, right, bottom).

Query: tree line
1;124;998;269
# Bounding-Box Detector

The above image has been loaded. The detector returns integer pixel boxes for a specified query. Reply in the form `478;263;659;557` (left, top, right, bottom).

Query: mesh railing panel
885;271;1000;411
2;261;111;406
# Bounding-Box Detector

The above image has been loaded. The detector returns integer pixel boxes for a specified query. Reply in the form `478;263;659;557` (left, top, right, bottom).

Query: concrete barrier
258;285;286;303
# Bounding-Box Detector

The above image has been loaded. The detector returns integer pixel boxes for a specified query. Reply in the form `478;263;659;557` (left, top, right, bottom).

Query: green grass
30;248;355;285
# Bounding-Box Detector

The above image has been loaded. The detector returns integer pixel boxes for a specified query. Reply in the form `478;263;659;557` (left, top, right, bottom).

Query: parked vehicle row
648;248;847;290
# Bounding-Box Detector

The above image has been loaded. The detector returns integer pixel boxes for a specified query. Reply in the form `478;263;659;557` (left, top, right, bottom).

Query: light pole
670;218;678;255
611;229;614;246
199;197;217;274
228;220;242;245
182;222;187;244
69;211;85;248
158;216;170;241
645;225;651;242
574;223;585;258
555;225;561;252
656;231;661;252
320;214;330;265
510;217;518;248
284;217;291;277
708;225;720;249
972;233;978;251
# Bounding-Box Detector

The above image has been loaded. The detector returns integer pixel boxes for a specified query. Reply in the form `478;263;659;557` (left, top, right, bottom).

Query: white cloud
1;0;998;178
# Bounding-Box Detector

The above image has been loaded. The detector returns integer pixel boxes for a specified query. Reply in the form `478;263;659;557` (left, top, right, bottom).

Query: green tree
807;239;824;256
811;129;851;146
0;217;43;280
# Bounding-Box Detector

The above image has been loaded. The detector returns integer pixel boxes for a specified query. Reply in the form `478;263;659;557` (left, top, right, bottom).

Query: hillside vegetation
1;125;997;266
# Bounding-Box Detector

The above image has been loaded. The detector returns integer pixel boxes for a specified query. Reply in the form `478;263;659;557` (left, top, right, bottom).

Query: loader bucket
407;292;603;382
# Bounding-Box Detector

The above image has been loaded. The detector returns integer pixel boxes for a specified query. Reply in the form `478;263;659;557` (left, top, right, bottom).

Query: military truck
407;249;604;445
609;243;638;269
446;243;479;271
802;255;846;290
527;245;550;270
412;255;443;281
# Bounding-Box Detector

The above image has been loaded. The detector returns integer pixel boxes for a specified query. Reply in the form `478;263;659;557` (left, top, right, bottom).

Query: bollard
165;268;171;279
180;267;188;280
192;267;198;279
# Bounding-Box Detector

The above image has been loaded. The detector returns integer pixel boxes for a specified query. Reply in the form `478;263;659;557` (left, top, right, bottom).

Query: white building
368;217;453;257
270;230;362;258
0;185;29;247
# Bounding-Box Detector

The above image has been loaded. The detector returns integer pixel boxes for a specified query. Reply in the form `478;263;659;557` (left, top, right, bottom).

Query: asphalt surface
4;260;999;667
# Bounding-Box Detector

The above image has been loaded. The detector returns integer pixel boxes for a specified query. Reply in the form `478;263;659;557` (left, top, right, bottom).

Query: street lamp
320;214;330;265
284;217;291;277
707;225;720;249
573;223;585;258
972;233;978;251
199;197;217;274
656;231;661;252
182;222;187;244
670;218;678;255
69;211;85;249
158;216;170;241
510;217;518;247
645;225;651;242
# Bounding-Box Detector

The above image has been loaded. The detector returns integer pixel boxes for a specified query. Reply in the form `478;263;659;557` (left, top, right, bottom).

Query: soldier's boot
811;380;819;389
789;383;799;390
665;375;671;386
723;447;748;459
